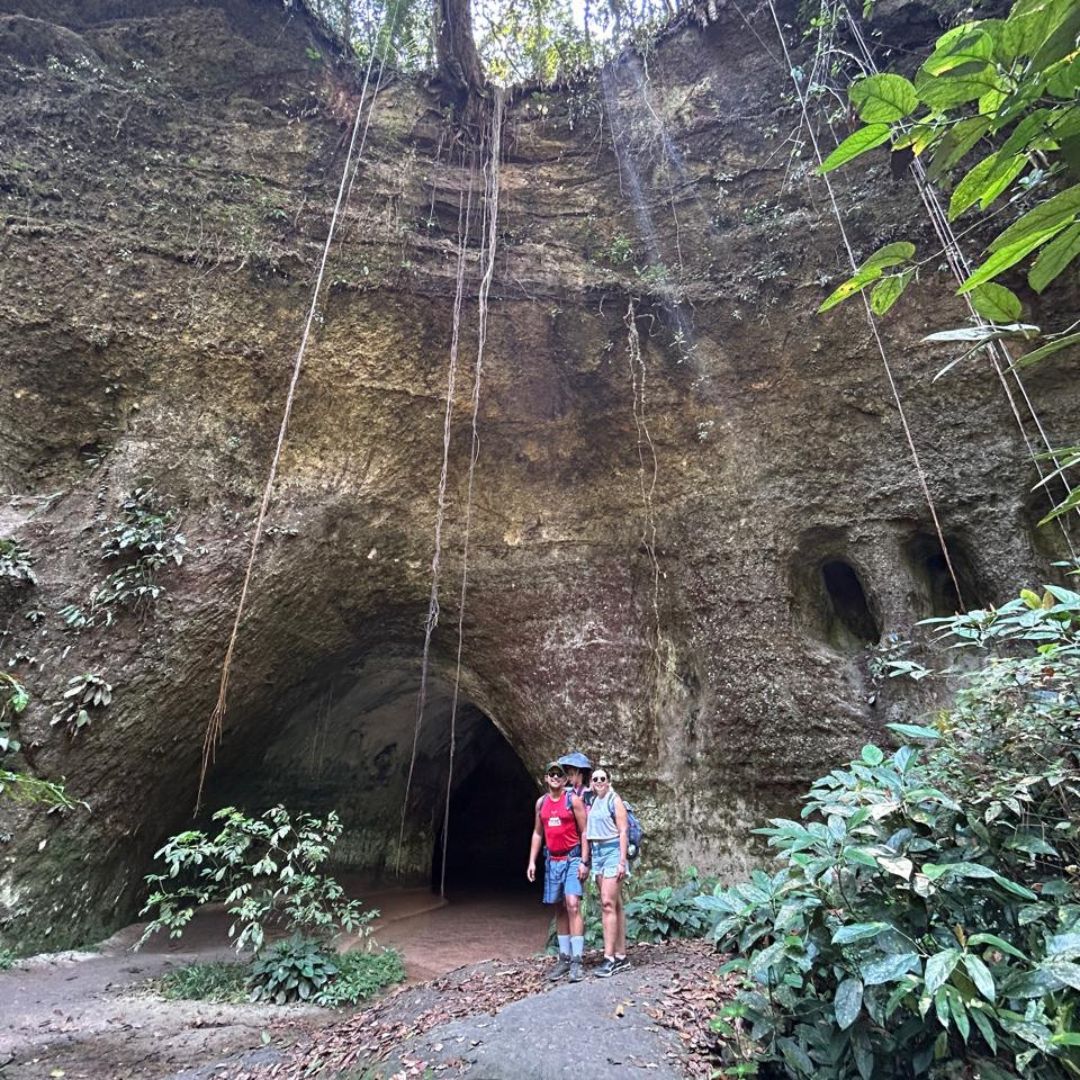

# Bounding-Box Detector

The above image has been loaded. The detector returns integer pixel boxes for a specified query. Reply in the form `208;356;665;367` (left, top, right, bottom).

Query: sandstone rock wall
0;0;1073;949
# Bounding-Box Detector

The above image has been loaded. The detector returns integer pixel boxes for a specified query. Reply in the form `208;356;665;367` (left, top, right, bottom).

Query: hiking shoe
612;956;631;974
569;959;584;982
594;957;617;979
548;953;572;981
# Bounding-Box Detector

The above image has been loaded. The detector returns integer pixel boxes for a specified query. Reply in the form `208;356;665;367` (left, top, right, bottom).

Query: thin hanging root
396;146;477;874
439;91;504;897
195;49;384;813
764;0;966;612
625;299;663;675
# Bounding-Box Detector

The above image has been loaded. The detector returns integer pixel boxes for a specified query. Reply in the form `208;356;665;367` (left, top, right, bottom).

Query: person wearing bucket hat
526;759;590;982
558;751;593;804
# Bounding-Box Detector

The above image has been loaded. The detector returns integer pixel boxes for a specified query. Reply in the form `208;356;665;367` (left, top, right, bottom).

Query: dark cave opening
821;559;880;646
198;656;538;898
904;532;981;617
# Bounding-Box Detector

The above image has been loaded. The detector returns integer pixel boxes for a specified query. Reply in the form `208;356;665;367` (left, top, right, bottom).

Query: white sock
558;934;571;955
570;935;584;958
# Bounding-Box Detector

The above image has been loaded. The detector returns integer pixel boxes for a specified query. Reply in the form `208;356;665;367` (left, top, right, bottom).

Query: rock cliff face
0;0;1074;949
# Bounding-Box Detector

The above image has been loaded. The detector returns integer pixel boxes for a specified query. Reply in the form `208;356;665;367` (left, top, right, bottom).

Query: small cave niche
904;532;980;617
820;559;881;647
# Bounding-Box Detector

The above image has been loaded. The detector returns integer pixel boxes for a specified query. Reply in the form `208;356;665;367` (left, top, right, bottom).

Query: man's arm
571;794;590;878
527;797;544;881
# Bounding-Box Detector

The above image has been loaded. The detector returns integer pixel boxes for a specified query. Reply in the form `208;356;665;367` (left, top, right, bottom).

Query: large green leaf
861;952;920;986
1028;221;1080;292
979;156;1027;211
958;224;1067;293
917;65;1003;110
989;182;1080;251
818;124;893;174
862;241;917;272
833;921;891;945
819;267;881;313
925;949;960;994
850;73;919;123
921;28;994;76
927;115;991;181
963;954;996;1001
967;932;1027;960
870;272;913;316
950;153;1003;218
835;977;864;1030
970;282;1022;322
1013;330;1080;371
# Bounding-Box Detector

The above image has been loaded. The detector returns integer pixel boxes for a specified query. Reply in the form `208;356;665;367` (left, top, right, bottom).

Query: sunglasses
592;776;609;783
546;769;565;778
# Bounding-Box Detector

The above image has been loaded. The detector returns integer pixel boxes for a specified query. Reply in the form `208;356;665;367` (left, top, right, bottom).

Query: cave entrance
201;656;538;898
904;532;980;617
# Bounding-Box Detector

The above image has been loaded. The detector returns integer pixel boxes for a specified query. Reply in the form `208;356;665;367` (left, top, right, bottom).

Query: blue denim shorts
543;849;583;904
591;840;630;879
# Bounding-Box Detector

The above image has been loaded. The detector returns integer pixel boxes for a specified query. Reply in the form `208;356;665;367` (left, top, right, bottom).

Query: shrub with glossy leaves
249;934;339;1004
702;585;1080;1079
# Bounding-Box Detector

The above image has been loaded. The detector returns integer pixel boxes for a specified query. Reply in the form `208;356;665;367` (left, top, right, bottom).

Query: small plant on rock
95;486;186;613
314;946;406;1007
0;673;28;754
159;960;249;1003
0;539;36;587
50;673;112;737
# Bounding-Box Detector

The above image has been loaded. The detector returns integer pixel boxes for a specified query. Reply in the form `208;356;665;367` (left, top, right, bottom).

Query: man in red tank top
526;761;590;983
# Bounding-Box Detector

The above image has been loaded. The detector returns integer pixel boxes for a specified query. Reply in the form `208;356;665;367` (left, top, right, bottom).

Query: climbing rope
197;44;387;810
765;0;967;610
438;89;505;897
396;144;477;873
839;5;1078;558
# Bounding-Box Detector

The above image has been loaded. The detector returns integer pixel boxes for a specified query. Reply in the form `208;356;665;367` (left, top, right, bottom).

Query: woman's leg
615;881;627;956
598;874;619;957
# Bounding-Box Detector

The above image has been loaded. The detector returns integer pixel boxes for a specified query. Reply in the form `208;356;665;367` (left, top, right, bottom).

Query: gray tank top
585;790;621;842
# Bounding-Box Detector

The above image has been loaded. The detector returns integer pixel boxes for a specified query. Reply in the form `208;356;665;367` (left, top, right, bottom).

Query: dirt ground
0;888;548;1080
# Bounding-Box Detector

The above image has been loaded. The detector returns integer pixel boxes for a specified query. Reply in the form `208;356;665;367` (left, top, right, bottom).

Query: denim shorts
590;840;630;880
543;848;583;904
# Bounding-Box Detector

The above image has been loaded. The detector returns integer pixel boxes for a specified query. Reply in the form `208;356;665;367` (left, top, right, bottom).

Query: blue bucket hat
558;751;592;770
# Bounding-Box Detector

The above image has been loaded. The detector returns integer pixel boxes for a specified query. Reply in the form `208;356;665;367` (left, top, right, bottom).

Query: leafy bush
249;934;339;1004
0;539;36;587
139;805;375;954
703;585;1080;1079
159;961;249;1003
314;946;406;1006
626;868;716;943
0;769;81;809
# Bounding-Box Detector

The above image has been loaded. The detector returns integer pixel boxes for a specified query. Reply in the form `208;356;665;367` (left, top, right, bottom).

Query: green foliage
703;585;1080;1079
159;961;249;1003
626;868;717;942
249;934;339;1004
314;946;406;1006
96;487;186;612
0;673;28;754
0;769;82;809
139;805;375;955
603;233;635;265
819;0;1080;321
0;948;14;970
50;673;112;737
0;539;36;587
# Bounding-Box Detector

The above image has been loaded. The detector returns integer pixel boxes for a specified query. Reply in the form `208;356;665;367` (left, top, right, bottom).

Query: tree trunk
435;0;486;97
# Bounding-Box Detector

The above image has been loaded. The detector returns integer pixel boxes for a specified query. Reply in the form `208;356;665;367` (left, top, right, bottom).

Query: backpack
604;793;644;860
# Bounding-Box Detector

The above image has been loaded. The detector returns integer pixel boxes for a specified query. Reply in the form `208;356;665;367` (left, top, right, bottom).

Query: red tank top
540;793;580;857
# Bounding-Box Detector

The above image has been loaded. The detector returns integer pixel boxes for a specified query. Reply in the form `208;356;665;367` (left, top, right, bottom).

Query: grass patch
158;960;249;1003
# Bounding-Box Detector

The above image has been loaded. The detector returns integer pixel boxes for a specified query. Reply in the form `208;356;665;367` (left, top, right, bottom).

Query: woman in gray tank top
584;768;630;977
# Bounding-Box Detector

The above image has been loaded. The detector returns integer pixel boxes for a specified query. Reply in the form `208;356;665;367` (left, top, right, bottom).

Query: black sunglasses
546;768;565;778
593;775;609;783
